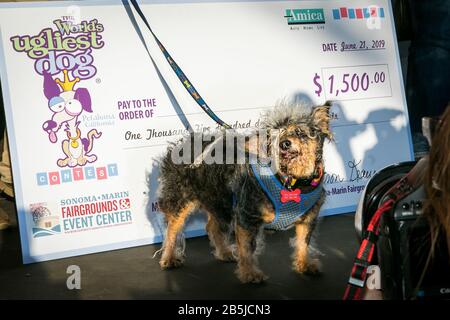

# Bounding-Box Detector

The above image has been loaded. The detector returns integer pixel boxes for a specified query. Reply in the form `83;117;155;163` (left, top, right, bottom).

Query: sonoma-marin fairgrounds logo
30;203;61;238
10;19;104;169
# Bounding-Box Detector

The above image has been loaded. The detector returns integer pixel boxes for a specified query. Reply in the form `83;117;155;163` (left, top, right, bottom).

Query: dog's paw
214;250;237;263
159;256;184;269
236;268;268;284
293;258;322;275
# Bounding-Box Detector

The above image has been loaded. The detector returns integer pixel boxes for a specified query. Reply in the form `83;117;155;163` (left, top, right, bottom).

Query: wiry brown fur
156;101;332;283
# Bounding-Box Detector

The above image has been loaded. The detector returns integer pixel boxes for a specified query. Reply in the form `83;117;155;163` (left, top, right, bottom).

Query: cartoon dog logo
42;70;102;167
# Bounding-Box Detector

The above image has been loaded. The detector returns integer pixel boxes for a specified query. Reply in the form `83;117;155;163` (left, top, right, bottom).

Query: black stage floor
0;197;358;299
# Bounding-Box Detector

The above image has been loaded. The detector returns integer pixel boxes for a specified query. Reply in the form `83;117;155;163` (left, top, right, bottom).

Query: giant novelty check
0;0;413;263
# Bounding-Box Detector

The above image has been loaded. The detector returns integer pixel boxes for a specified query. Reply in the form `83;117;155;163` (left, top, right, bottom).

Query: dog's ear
43;72;60;100
74;88;92;113
311;101;332;139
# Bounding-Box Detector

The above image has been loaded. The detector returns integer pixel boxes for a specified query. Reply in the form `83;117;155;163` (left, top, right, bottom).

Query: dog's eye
66;99;82;115
48;96;65;112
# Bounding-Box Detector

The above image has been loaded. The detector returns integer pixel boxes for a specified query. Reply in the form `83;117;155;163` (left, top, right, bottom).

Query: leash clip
348;276;365;288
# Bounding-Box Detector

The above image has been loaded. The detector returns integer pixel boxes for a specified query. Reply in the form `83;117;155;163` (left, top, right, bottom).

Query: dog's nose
42;120;57;132
280;140;291;150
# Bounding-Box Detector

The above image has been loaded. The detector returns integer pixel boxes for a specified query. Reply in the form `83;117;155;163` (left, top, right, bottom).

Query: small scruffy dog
156;101;332;283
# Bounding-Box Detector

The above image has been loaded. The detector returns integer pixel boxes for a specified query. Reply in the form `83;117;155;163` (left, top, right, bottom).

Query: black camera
353;118;450;300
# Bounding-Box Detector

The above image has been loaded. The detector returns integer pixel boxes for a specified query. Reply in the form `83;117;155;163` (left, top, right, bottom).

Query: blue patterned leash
129;0;232;129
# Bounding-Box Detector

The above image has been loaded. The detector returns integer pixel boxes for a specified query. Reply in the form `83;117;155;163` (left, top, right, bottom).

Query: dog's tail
82;129;102;154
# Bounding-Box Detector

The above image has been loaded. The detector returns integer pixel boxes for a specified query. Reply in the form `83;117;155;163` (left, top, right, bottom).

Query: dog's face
278;123;321;179
42;71;92;143
263;102;332;180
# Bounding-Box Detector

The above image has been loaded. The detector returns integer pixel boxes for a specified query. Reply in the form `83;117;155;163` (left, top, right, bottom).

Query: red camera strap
343;199;394;300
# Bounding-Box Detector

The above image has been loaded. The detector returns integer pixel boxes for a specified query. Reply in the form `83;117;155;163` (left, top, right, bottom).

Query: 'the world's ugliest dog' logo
10;19;104;167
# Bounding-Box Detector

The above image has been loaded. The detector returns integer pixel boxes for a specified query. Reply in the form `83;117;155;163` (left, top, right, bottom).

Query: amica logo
284;9;325;25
